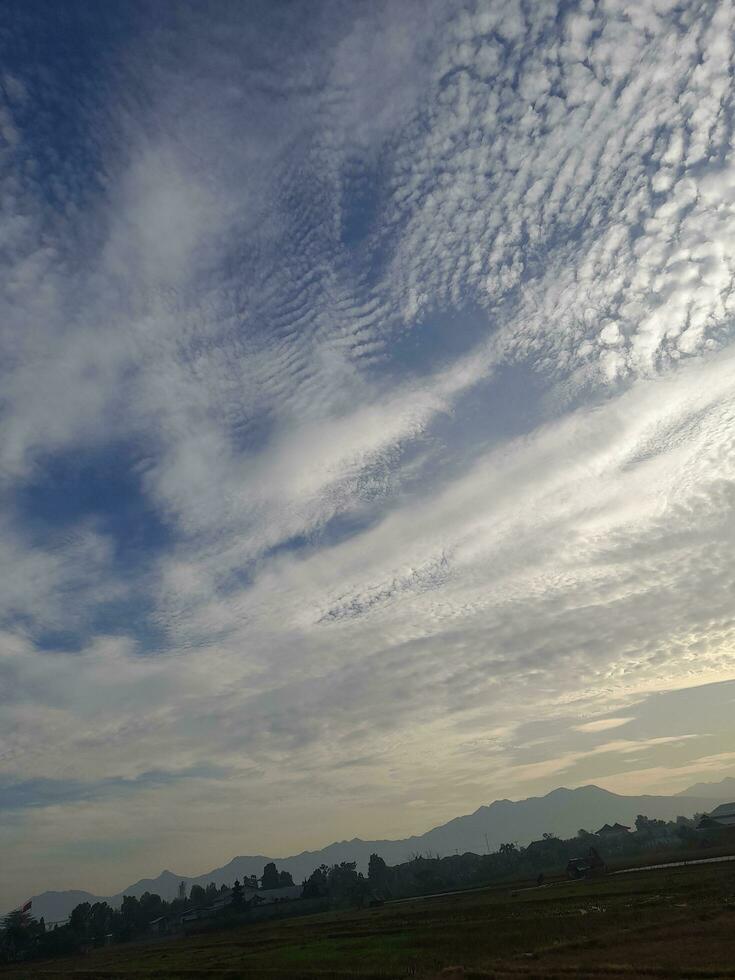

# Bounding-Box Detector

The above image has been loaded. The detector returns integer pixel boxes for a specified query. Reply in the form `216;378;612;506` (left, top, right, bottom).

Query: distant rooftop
710;802;735;818
596;822;630;835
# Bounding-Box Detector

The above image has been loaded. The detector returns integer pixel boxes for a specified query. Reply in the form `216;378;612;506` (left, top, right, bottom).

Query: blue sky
2;0;735;908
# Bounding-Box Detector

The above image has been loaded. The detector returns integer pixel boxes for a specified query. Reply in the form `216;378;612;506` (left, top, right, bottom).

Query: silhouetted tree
368;853;388;883
278;870;294;887
189;884;207;906
119;895;147;938
1;910;32;958
139;892;164;918
331;862;369;906
69;902;91;936
302;864;329;899
89;902;113;944
261;862;281;890
302;862;368;907
232;879;243;907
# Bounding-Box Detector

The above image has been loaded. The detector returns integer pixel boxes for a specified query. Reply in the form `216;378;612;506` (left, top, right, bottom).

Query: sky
1;0;735;910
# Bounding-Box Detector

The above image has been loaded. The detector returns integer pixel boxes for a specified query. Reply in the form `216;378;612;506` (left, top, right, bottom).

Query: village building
148;914;177;935
254;885;302;904
148;882;304;935
566;847;606;879
696;802;735;831
595;822;630;837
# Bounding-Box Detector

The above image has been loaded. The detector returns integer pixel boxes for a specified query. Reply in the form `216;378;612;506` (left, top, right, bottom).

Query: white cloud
3;0;735;909
574;717;635;734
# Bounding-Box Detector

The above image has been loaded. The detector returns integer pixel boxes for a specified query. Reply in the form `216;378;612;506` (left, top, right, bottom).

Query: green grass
5;862;735;979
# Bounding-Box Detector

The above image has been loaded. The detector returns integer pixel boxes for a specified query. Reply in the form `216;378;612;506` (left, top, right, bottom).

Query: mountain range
675;776;735;799
23;779;733;922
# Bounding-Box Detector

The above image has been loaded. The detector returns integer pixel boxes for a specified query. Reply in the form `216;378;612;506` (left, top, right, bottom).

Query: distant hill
25;890;98;925
677;776;735;800
24;783;722;922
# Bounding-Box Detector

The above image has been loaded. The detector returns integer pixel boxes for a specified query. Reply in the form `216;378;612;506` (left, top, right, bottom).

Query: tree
302;865;329;899
89;903;113;944
205;882;218;904
1;910;32;957
634;814;664;835
675;821;697;844
326;862;368;907
189;884;207;906
368;853;387;882
139;892;164;919
232;879;243;907
261;862;281;890
368;853;389;895
118;895;146;938
70;902;92;936
278;870;294;887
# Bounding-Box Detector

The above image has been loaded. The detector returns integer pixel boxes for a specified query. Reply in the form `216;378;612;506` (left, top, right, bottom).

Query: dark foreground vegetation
3;815;733;976
2;860;735;978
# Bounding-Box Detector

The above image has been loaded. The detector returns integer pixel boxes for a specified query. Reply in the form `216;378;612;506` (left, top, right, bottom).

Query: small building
150;908;205;934
149;914;176;935
251;884;302;905
209;891;233;911
149;884;304;936
639;828;677;849
697;802;735;831
180;906;216;924
567;847;606;879
595;822;630;837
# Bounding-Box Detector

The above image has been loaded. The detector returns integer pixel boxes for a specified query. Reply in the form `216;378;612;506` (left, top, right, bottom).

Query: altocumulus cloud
1;0;735;908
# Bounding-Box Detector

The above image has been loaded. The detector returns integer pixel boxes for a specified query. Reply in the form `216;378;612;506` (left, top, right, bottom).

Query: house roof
697;805;735;830
596;822;630;834
180;906;214;920
255;884;302;902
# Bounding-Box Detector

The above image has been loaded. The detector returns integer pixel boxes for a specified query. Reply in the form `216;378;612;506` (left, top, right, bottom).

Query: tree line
0;812;716;964
0;861;295;964
353;814;705;901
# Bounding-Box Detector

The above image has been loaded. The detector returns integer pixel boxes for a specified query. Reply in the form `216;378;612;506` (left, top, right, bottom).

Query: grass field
5;861;735;979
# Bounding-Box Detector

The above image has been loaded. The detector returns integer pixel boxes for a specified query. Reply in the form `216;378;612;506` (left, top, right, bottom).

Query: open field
5;862;735;979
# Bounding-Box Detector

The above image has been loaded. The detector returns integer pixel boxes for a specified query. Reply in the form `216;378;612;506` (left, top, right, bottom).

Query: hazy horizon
9;770;735;911
2;0;735;911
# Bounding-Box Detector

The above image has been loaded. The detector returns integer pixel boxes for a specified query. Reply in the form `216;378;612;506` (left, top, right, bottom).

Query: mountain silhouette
24;783;722;921
677;776;735;799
